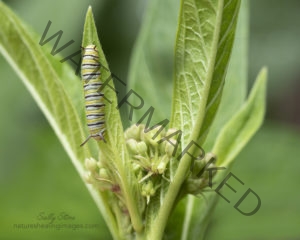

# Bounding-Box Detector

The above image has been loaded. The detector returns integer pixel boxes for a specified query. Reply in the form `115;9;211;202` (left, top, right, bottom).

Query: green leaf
170;0;241;147
177;2;250;239
127;0;180;124
82;7;144;234
149;1;241;239
204;0;249;149
0;2;87;176
213;67;267;166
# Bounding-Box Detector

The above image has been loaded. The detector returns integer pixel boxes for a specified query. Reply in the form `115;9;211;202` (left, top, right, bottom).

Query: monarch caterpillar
80;44;106;146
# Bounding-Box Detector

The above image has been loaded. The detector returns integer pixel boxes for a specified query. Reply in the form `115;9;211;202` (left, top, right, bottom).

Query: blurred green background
0;0;299;239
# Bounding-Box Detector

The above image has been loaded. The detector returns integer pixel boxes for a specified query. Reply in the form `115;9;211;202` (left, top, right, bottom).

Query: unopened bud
84;172;94;184
165;139;177;157
136;141;147;154
141;130;158;147
126;139;138;154
84;158;98;171
124;124;142;140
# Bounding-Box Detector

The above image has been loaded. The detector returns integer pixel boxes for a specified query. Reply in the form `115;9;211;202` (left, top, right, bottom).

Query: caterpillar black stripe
80;44;106;146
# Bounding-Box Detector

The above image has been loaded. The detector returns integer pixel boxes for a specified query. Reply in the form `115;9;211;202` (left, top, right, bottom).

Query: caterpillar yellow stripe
80;44;106;146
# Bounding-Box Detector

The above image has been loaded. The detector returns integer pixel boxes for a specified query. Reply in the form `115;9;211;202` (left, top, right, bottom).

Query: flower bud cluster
183;152;218;196
125;124;178;203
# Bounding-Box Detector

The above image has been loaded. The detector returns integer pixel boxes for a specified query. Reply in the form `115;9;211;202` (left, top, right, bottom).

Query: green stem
122;180;144;233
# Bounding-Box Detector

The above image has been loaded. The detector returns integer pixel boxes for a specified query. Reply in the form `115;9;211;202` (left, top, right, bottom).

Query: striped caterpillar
80;44;106;146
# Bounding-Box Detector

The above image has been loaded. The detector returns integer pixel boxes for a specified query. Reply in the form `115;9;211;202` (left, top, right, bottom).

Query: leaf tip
87;5;93;14
259;66;268;83
85;5;95;24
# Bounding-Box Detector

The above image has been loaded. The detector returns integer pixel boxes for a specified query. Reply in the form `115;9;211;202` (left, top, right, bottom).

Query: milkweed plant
0;0;267;239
